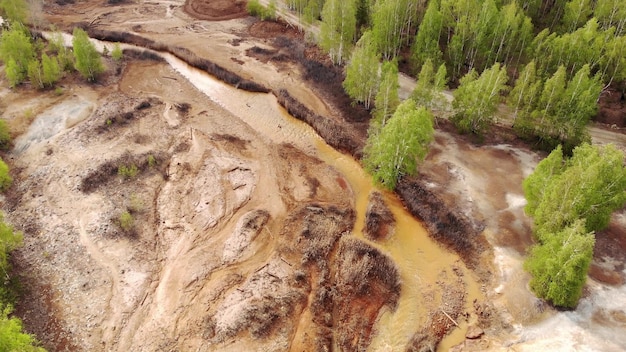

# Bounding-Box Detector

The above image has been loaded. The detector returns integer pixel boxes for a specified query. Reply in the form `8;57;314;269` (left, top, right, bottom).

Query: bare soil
1;0;624;351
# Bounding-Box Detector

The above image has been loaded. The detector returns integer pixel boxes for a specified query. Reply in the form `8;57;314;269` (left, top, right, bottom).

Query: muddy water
162;53;483;350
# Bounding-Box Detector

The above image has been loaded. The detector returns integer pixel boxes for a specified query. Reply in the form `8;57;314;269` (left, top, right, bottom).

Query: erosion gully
38;31;626;351
47;31;482;349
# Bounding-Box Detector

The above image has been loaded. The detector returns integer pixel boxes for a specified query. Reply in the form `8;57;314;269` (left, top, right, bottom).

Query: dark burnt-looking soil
364;191;395;241
597;87;626;128
277;204;401;351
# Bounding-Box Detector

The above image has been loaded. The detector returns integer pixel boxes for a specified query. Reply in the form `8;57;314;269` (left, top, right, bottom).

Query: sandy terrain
0;0;624;351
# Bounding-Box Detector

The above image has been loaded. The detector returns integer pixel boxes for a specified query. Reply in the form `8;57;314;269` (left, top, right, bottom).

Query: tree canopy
0;24;35;87
72;28;104;82
319;0;356;64
343;31;379;109
451;63;508;136
363;99;434;190
524;219;595;308
523;143;626;307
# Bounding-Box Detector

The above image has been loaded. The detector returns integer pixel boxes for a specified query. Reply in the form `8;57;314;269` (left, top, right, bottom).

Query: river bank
2;0;626;351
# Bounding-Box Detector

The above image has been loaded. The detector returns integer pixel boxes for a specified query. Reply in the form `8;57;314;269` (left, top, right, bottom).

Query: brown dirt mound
396;177;487;270
183;0;248;21
596;87;626;127
248;20;304;40
364;191;395;241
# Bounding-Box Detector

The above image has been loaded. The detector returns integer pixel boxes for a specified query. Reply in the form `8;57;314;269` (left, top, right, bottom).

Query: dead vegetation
407;266;467;352
275;89;361;156
364;191;395;241
79;151;169;193
396;177;487;270
80;28;271;93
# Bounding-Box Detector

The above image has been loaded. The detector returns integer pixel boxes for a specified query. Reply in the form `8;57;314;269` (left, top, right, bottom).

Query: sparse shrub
27;58;44;89
147;155;156;168
247;0;276;20
247;0;263;17
0;119;11;149
54;87;63;96
0;158;12;192
111;43;123;62
118;211;134;231
118;164;138;179
41;53;61;87
128;193;143;213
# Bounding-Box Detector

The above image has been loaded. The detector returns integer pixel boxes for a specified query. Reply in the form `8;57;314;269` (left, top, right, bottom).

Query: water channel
160;52;483;351
37;32;626;351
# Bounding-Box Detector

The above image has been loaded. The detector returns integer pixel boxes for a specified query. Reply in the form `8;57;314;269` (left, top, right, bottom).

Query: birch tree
410;59;448;110
371;0;420;60
508;60;541;126
561;0;592;33
0;24;34;86
410;0;443;72
320;0;356;65
594;0;626;35
525;143;626;238
524;219;595;308
523;143;626;307
343;31;379;109
72;28;104;82
371;60;399;132
363;99;434;190
451;63;508;135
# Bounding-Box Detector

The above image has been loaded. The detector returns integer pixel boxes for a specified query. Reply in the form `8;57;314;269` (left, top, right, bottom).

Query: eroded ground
1;0;625;351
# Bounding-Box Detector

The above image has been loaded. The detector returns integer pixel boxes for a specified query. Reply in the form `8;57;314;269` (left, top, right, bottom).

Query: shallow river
161;52;483;350
36;32;626;351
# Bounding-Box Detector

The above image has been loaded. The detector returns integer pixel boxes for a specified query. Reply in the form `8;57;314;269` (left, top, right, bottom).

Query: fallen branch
441;309;458;327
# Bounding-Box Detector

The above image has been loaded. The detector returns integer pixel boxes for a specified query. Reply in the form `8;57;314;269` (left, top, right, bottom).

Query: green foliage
451;62;508;136
247;0;276;20
118;211;134;232
0;303;44;351
363;99;434;190
410;59;448;110
533;18;622;86
0;213;21;281
0;158;12;192
0;0;28;24
72;28;104;82
41;53;61;87
523;143;626;307
4;58;22;88
524;220;595;308
0;120;10;150
411;0;443;72
320;0;356;64
111;43;123;62
0;24;35;86
371;0;420;60
594;0;626;35
511;64;602;151
523;145;564;218
561;0;592;33
343;31;379;109
147;155;156;168
529;143;626;239
27;59;43;89
371;60;399;132
0;213;43;351
118;164;138;179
